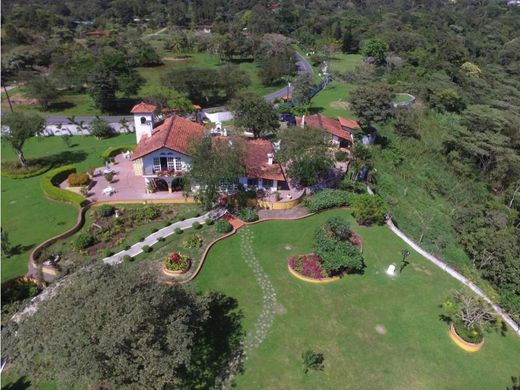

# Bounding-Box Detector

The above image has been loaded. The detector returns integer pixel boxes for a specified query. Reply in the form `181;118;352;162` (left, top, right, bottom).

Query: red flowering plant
288;254;328;279
164;252;190;272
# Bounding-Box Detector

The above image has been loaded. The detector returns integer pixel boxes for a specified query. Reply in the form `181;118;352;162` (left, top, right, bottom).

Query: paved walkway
258;206;310;220
102;213;210;265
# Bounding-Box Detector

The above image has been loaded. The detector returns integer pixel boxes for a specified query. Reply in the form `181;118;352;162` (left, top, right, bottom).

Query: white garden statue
386;264;396;276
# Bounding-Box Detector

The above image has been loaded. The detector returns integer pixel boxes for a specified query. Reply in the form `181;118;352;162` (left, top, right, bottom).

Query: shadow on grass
7;243;35;256
184;292;245;388
1;376;31;390
43;150;89;167
47;101;76;112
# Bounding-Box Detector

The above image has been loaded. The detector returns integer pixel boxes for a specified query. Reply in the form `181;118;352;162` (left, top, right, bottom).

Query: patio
60;154;304;205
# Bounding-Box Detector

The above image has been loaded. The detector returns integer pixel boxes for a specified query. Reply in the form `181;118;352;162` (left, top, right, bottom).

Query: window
263;179;273;188
247;178;258;187
153;157;161;173
167;157;175;170
140;117;146;124
174;158;182;171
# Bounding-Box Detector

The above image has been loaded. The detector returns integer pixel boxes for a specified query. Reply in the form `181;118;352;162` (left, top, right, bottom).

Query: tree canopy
1;112;46;167
231;93;279;138
2;264;243;389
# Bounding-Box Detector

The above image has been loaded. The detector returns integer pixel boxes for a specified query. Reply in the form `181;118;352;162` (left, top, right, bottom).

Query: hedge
101;145;136;160
1;163;52;179
40;165;87;207
304;189;350;212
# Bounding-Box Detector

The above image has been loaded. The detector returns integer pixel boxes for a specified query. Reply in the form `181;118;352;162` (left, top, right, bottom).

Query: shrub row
67;173;90;187
41;165;87;207
101;145;136;160
304;189;350;212
1;160;52;179
238;208;259;222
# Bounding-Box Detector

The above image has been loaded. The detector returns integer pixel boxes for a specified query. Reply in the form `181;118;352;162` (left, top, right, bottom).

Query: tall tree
277;126;334;187
1;112;45;167
349;83;393;127
2;264;244;388
186;135;245;210
87;63;118;112
361;38;388;65
26;76;59;110
292;73;315;106
231;93;279;138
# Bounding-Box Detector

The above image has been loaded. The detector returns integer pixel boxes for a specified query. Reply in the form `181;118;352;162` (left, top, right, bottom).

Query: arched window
140;117;146;124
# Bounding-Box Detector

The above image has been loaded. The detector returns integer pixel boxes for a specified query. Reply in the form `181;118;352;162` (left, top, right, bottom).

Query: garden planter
449;323;484;352
162;259;191;276
287;264;341;283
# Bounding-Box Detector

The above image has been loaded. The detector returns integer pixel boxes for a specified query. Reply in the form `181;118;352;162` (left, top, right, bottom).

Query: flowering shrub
164;252;190;272
288;254;328;279
182;235;203;249
67;173;90;187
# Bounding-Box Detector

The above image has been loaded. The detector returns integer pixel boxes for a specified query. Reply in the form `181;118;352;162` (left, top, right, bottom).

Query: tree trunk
16;149;28;168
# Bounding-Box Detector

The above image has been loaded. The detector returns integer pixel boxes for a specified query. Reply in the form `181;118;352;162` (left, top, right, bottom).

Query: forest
1;0;519;320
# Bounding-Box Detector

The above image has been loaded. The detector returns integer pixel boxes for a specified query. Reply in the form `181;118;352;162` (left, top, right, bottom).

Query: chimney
267;153;274;165
301;115;305;128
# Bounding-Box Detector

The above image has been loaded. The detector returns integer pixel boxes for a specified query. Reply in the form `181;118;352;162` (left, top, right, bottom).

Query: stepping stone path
215;226;279;389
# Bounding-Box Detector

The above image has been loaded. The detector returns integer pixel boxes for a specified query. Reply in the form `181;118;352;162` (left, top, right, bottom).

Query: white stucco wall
142;147;191;175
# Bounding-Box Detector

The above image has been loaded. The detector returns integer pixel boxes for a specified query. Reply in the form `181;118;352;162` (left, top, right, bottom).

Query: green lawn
195;209;520;389
329;53;363;74
310;81;356;119
2;52;280;115
1;134;135;282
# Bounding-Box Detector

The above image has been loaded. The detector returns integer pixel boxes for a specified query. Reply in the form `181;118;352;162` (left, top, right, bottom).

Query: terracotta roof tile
296;114;354;143
338;116;360;130
244;139;286;181
132;115;204;159
130;102;157;114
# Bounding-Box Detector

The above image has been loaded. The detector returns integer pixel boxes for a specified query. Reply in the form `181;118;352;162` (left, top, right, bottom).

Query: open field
1;52;281;115
1;134;134;281
310;81;356;119
195;209;520;389
329;53;363;74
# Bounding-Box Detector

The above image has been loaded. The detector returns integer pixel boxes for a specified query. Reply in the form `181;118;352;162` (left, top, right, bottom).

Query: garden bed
449;323;485;352
288;254;341;283
39;203;202;276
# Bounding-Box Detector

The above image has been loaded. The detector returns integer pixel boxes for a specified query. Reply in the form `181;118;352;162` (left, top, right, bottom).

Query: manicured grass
1;134;135;282
194;209;520;389
329;53;363;74
310;81;356;119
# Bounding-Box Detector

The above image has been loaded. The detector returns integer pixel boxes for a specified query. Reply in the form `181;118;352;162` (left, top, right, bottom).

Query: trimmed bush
103;249;113;257
1;159;52;179
142;245;152;253
151;228;159;233
215;220;233;233
175;228;183;234
164;221;172;227
97;205;115;218
74;233;95;250
351;194;387;225
123;255;133;262
239;208;259;222
183;235;203;249
157;236;166;242
41;165;87;207
67;173;90;187
90;117;114;139
164;252;190;272
205;218;214;225
335;150;349;162
139;237;145;242
104;172;114;183
192;221;202;230
101;145;136;160
304;189;350;213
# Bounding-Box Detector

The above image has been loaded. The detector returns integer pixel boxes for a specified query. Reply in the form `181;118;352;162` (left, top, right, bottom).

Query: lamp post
286;82;291;102
400;249;410;273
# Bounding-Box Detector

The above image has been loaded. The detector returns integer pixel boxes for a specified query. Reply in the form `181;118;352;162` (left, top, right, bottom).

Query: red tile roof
244;139;286;181
296;114;354;143
130;102;157;114
338;116;360;130
131;115;204;159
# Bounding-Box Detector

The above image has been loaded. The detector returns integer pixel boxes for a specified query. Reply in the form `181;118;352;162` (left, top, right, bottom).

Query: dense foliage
304;189;350;213
2;264;243;388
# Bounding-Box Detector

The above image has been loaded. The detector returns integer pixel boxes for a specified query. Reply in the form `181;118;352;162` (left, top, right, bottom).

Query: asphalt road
39;52;314;124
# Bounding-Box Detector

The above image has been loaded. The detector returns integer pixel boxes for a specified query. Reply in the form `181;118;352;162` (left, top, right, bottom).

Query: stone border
449;323;484;352
162;260;191;276
287;263;341;283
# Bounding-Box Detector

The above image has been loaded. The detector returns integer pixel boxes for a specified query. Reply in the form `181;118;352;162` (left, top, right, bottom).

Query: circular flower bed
163;252;191;275
449;323;485;352
288;254;340;283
